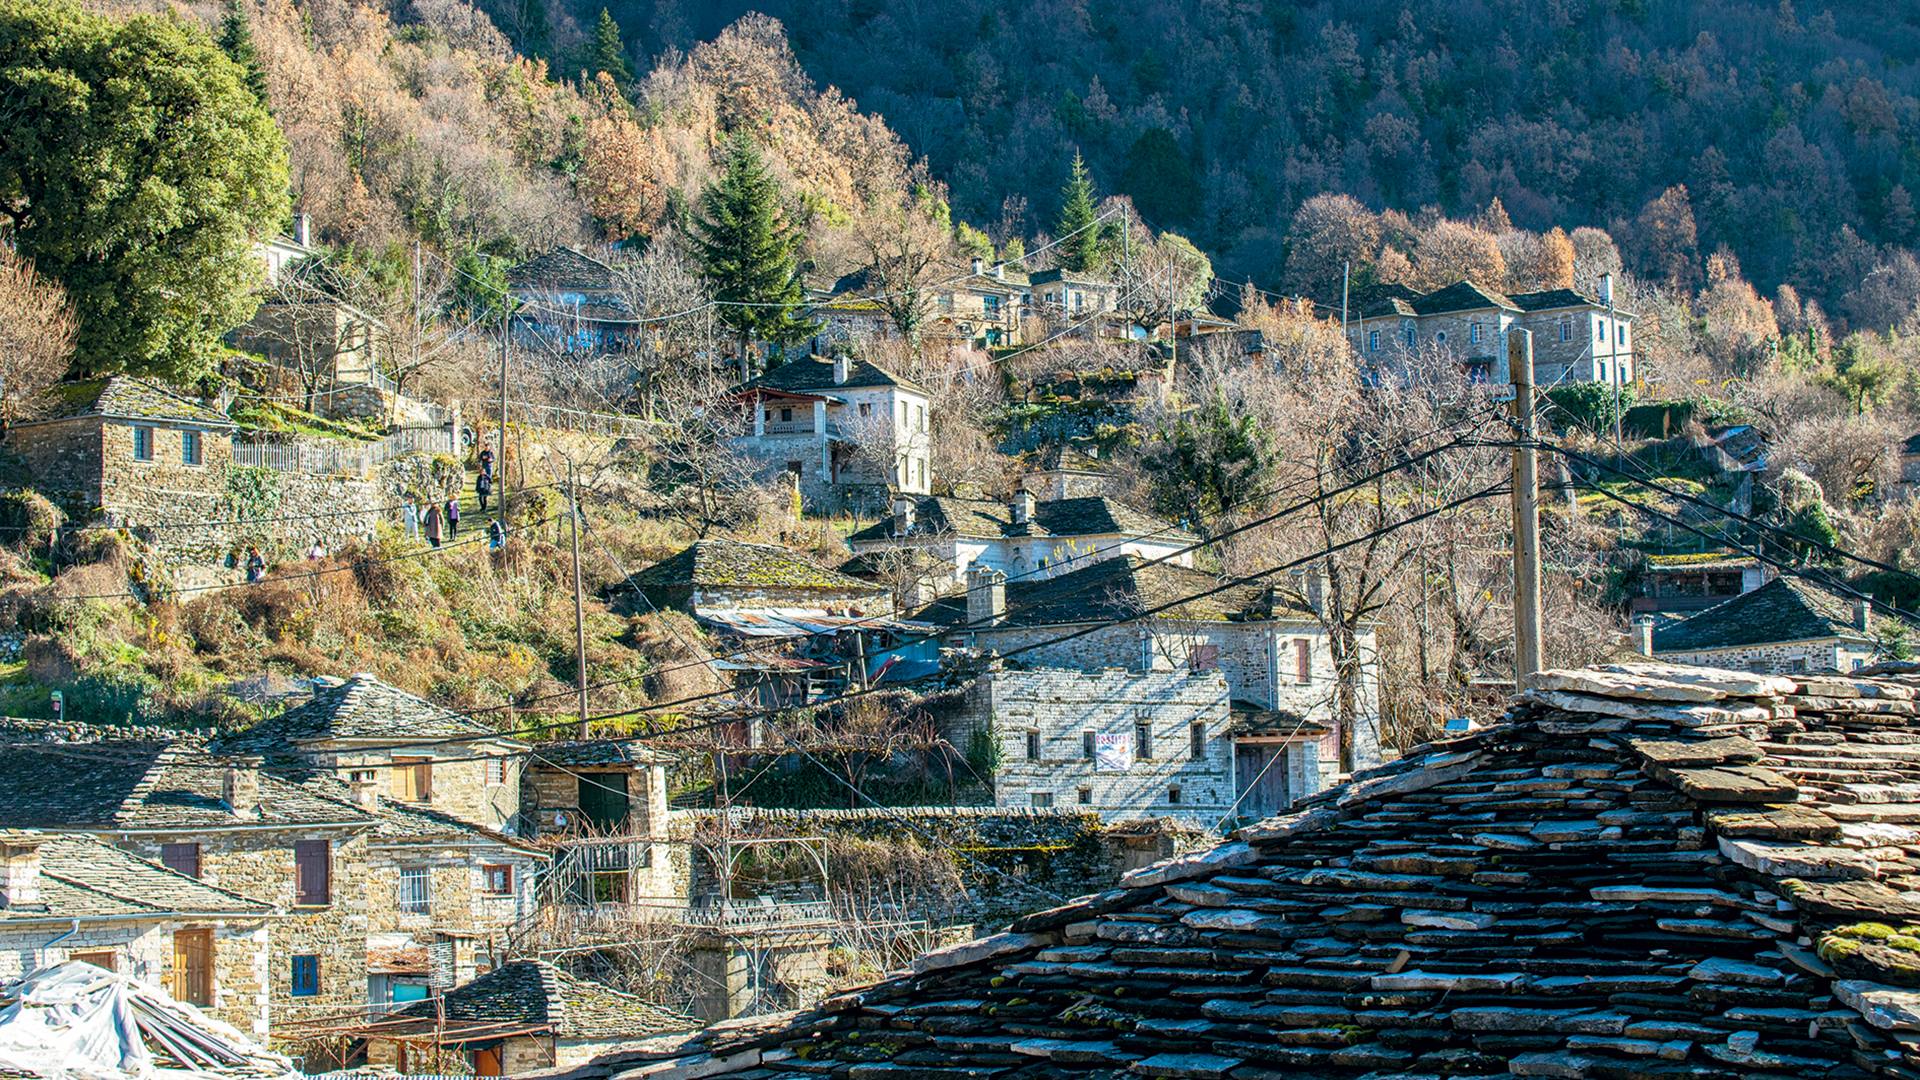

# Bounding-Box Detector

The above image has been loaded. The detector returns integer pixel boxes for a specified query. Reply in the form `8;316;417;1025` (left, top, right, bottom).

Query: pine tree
217;0;269;108
1056;152;1105;273
691;135;813;375
590;9;633;86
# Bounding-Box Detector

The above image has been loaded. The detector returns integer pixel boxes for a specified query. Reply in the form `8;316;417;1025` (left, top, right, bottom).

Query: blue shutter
291;955;319;996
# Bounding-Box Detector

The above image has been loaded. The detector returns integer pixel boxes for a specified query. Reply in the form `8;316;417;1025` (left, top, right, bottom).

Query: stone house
973;667;1329;825
506;247;642;355
1027;268;1122;338
216;672;531;835
227;293;384;396
7;377;235;553
1020;444;1118;500
917;554;1381;782
1648;575;1887;674
929;260;1030;348
367;959;697;1075
521;742;682;913
845;491;1195;593
0;730;377;1027
728;356;932;505
630;537;894;619
1347;279;1634;386
0;831;275;1035
1631;552;1775;615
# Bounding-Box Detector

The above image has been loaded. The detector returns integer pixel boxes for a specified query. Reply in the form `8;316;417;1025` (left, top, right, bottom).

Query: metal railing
231;426;455;477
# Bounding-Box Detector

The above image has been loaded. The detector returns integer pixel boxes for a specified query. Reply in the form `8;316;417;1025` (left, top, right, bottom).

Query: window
1082;731;1095;760
1560;321;1572;342
918;458;926;489
1368;330;1379;351
349;770;377;783
779;408;793;422
1190;722;1207;759
398;867;430;914
181;429;201;466
1470;323;1482;344
1189;644;1218;673
482;865;513;895
391;757;432;802
859;402;872;418
983;295;1001;316
938;292;954;312
161;842;201;879
1030;792;1053;808
290;954;319;997
1077;786;1092;805
916;405;925;432
1790;657;1808;673
1167;786;1182;804
174;930;214;1006
1405;326;1416;347
294;840;330;906
1598;362;1607;382
486;757;505;786
1025;730;1041;760
786;461;804;478
1295;639;1311;684
1747;659;1771;674
71;950;115;971
133;426;154;461
1618;324;1627;345
1435;331;1446;344
1135;722;1152;761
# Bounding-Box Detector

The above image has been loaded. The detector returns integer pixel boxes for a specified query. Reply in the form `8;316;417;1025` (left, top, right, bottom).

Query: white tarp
0;961;293;1080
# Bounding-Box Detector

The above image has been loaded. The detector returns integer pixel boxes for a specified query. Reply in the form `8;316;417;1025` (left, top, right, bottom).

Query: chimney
0;835;44;909
892;496;915;537
1855;599;1871;632
293;213;311;247
1010;490;1035;527
971;257;984;276
966;566;1007;627
832;356;849;385
994;263;1006;280
350;777;380;811
1305;564;1324;613
1634;618;1655;657
223;761;261;819
1599;272;1613;304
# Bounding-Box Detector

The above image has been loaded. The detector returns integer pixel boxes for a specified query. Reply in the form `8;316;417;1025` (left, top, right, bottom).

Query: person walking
402;495;419;539
488;518;505;549
475;470;491;512
445;495;460;538
422;500;443;549
244;546;265;583
477;446;494;480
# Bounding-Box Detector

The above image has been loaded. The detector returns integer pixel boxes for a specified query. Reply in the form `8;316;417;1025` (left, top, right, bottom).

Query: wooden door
577;773;628;832
472;1047;503;1076
172;928;213;1007
1233;745;1291;824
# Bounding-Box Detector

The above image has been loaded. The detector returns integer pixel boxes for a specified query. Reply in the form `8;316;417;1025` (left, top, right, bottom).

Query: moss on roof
634;538;885;593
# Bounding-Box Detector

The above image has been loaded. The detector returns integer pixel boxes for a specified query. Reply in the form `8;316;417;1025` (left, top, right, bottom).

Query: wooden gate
1233;744;1290;824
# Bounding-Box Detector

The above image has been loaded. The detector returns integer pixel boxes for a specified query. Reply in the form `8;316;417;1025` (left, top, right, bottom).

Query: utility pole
1509;328;1542;689
410;239;420;431
1341;261;1350;351
566;458;588;725
497;304;511;537
1602;272;1621;444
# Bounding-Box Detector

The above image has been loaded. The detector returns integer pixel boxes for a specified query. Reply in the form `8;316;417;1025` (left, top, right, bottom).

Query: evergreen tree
691;134;813;373
1055;152;1106;273
590;9;632;85
1120;128;1200;226
217;0;269;107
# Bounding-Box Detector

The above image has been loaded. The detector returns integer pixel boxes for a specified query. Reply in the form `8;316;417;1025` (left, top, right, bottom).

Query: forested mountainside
525;0;1918;310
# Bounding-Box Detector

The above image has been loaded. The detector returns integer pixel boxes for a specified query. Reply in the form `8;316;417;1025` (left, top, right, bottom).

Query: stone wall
0;920;271;1035
116;828;372;1020
974;668;1236;821
523;764;669;839
7;416;104;507
693;583;894;615
363;842;542;955
320;744;523;832
1658;637;1877;676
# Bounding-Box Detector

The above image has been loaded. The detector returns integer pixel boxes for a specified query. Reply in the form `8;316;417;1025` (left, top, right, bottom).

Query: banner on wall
1094;731;1133;773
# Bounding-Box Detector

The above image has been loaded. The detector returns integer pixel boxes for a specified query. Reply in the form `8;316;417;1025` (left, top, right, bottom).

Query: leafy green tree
690;134;813;371
1818;332;1893;414
1142;391;1272;529
0;0;288;382
1120;128;1200;227
589;9;632;86
449;250;513;327
1055;152;1109;273
216;0;267;107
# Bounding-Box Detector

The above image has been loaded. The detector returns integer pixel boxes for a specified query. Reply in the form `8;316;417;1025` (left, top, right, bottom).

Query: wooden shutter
391;758;431;802
294;840;330;905
1294;639;1311;683
160;843;200;879
173;929;213;1007
71;950;116;971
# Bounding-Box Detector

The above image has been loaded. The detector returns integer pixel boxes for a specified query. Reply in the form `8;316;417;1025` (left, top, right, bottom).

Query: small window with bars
291;955;319;997
482;865;513;894
1134;722;1152;761
1025;730;1041;760
485;757;505;786
133;426;154;461
398;867;430;914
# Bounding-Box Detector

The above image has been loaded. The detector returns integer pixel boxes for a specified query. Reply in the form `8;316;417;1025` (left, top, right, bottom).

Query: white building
730;356;932;507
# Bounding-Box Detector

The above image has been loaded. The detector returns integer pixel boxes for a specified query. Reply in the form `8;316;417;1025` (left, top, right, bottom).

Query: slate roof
1412;279;1521;315
1029;268;1117;289
532;740;673;767
540;662;1920;1080
1653;576;1879;653
217;673;505;752
735;357;923;394
0;733;369;831
3;833;273;922
631;538;885;595
1509;287;1636;318
22;377;234;429
507;248;622;293
911;555;1310;628
394;960;696;1040
846;496;1190;544
1027;445;1110;473
368;798;548;854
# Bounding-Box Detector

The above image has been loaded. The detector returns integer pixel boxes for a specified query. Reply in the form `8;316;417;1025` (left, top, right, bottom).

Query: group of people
399;447;505;550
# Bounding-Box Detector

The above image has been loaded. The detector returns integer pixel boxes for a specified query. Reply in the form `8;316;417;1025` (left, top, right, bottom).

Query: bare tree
0;247;75;423
638;363;781;536
851;185;961;351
